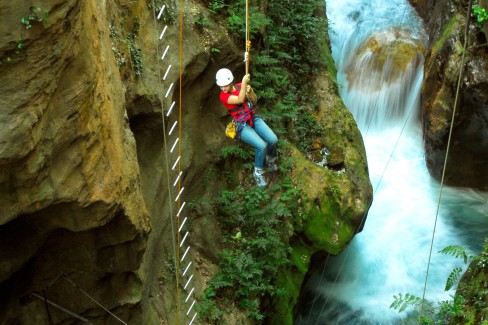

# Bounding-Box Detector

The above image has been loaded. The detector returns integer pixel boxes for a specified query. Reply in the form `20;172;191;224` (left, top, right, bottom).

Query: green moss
290;243;312;274
268;242;312;325
431;15;461;56
303;198;343;255
322;39;337;81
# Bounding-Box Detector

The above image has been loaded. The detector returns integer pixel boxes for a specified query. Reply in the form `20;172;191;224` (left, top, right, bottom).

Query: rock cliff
411;0;488;190
0;1;372;324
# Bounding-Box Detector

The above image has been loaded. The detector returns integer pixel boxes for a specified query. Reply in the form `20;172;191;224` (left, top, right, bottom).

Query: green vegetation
391;240;488;324
109;17;143;77
194;13;212;32
194;1;334;322
147;0;176;24
209;0;227;14
194;175;301;322
0;5;48;65
473;5;488;24
21;5;48;29
158;256;176;284
128;17;143;76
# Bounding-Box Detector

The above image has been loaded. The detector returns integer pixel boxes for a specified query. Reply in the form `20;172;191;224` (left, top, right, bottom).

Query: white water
295;0;488;324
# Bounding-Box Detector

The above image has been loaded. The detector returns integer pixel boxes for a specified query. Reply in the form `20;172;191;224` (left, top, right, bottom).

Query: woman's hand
242;74;250;85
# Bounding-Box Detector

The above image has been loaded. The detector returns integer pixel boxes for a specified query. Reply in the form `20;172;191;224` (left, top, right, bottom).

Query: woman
216;68;278;188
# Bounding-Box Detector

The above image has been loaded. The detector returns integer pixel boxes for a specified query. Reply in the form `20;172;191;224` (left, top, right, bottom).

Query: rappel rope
33;273;129;324
419;0;473;321
245;0;251;74
153;1;199;324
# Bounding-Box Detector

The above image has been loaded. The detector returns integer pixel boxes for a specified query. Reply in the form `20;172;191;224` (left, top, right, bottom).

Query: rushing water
295;0;488;324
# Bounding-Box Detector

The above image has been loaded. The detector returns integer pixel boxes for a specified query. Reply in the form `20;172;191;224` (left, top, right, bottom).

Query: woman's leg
253;117;278;158
239;123;267;168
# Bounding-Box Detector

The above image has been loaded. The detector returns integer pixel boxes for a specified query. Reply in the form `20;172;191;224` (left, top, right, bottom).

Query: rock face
0;1;151;323
411;0;488;190
0;0;373;324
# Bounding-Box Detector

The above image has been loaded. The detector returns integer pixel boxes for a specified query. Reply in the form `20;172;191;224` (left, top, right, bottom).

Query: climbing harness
225;84;255;124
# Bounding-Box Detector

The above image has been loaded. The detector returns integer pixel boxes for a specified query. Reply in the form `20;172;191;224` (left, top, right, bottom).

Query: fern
445;266;463;291
438;245;472;264
390;293;423;313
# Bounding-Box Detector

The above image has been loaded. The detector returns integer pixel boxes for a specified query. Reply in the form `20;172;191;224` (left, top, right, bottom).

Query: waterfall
295;0;488;324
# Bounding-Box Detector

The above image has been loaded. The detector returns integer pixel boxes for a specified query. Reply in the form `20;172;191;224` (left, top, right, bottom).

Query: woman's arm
226;74;250;105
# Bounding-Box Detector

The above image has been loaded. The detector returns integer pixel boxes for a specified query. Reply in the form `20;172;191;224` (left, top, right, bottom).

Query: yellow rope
245;0;250;74
419;0;473;321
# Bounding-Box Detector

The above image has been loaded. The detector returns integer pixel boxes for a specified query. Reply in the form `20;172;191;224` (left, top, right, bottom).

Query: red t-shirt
219;82;245;109
219;83;253;123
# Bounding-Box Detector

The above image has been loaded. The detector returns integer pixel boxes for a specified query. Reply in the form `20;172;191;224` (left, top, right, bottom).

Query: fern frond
445;267;463;291
438;245;471;264
390;293;422;313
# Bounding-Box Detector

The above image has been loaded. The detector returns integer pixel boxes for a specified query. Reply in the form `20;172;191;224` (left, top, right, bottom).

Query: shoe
266;156;278;172
253;167;268;188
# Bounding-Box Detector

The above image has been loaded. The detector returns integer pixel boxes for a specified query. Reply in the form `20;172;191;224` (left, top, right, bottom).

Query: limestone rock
414;0;488;190
0;1;150;323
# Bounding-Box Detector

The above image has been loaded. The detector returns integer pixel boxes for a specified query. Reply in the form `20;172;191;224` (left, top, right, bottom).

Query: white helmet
216;68;234;86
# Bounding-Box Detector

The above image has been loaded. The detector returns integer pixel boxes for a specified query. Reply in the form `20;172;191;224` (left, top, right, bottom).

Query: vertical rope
418;0;473;321
245;0;250;74
150;1;180;323
175;0;184;323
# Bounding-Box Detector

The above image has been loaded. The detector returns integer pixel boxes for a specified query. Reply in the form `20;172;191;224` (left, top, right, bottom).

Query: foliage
391;241;488;324
194;13;212;32
158;256;176;283
109;24;127;67
208;0;227;14
128;17;144;76
108;17;143;77
293;111;325;153
147;0;176;24
1;6;48;64
218;145;254;162
21;5;48;30
195;177;301;323
473;5;488;24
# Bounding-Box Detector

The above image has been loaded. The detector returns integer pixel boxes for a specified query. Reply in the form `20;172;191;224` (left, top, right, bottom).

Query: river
295;0;488;324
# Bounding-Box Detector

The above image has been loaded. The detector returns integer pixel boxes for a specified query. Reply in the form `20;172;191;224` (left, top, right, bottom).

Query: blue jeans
238;117;278;168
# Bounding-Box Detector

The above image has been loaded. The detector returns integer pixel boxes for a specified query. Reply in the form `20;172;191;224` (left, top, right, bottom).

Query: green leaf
445;267;462;291
438;245;471;264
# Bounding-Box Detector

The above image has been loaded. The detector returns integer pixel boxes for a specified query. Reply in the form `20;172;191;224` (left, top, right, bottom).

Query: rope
245;0;250;74
153;2;199;323
61;274;129;325
151;1;181;323
418;0;473;320
175;0;185;321
32;292;89;323
42;289;53;323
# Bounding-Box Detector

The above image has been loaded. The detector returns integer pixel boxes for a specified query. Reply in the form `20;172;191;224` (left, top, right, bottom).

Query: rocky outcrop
0;0;373;324
0;1;151;323
453;243;488;324
411;0;488;190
